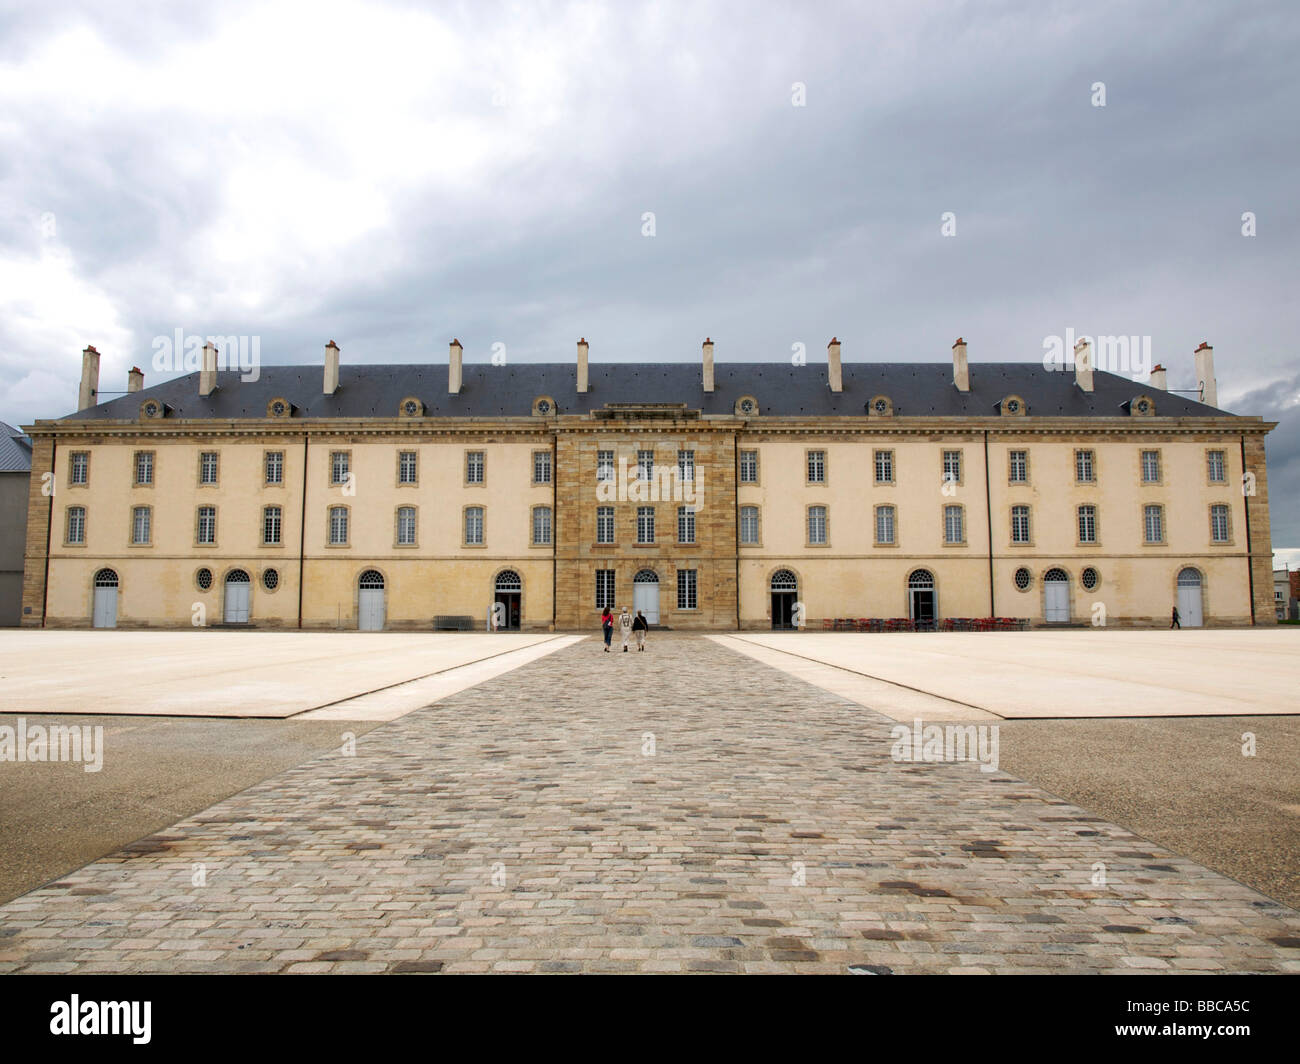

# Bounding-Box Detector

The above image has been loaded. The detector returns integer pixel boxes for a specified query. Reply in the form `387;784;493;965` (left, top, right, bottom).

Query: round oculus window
196;567;213;591
537;400;551;413
404;400;419;415
874;399;888;413
1081;567;1099;591
740;399;755;413
1007;399;1020;413
262;568;279;591
272;400;287;415
1014;567;1032;591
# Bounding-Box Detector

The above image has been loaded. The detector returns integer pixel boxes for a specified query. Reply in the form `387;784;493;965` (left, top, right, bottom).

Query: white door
358;588;385;631
224;577;250;623
1177;570;1203;627
1044;571;1070;622
92;586;117;628
633;573;659;624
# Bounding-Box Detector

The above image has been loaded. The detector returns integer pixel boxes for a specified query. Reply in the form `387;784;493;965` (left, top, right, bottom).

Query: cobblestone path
2;635;1297;974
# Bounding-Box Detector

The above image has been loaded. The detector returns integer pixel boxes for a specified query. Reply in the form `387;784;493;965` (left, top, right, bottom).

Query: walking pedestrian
619;606;633;651
601;606;614;651
1171;605;1181;629
632;609;648;650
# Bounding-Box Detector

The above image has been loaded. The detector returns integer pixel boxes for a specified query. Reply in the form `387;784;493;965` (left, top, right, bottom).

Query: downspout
983;430;994;617
297;432;308;629
41;438;56;628
1240;434;1255;625
552;431;557;631
734;430;741;632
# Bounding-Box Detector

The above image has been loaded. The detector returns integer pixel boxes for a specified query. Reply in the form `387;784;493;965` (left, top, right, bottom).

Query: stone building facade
20;337;1276;631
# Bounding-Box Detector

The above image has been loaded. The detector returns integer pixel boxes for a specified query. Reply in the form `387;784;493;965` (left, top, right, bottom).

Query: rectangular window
1076;450;1095;483
1008;450;1027;483
263;505;282;545
942;450;961;484
397;506;417;545
595;570;615;609
739;505;760;544
808;505;827;544
597;449;615;482
676;569;698;610
464;506;484;544
637;450;654;482
1211;504;1230;543
199;451;218;484
66;506;85;544
807;450;825;483
874;450;894;484
1141;450;1161;483
596;506;615;544
196;505;216;544
329;506;349;545
1078;504;1097;543
533;451;552;484
466;451;485;484
265;451;284;484
637;506;655;544
1207;450;1226;483
1144;504;1164;543
677;449;695;482
131;506;151;545
330;451;349;485
533;506;552;545
739;450;758;483
944;504;963;544
677;506;696;544
134;451;154;485
69;452;88;485
875;505;895;545
1011;505;1031;544
398;451;417;484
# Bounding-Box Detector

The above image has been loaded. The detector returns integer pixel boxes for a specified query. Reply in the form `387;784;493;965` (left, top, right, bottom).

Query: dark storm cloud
1;0;1297;546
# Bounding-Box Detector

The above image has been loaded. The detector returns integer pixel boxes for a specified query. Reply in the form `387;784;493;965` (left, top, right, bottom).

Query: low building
0;421;34;626
20;337;1277;631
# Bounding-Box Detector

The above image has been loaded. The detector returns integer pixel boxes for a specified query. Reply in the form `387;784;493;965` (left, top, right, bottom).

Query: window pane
876;505;894;544
596;506;614;543
266;452;283;484
676;569;697;609
1009;450;1027;482
739;451;757;483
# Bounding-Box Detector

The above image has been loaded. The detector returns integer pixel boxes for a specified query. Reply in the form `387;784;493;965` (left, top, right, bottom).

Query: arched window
1177;567;1202;587
94;568;119;588
634;569;659;584
907;569;934;589
1044;568;1069;583
495;570;522;592
770;569;798;591
226;569;250;584
359;569;385;590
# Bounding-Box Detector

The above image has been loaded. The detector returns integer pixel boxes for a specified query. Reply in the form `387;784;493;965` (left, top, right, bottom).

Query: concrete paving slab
0;631;569;718
724;629;1300;719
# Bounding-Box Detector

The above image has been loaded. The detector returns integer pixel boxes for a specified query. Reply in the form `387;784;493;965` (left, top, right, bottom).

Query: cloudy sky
1;0;1297;557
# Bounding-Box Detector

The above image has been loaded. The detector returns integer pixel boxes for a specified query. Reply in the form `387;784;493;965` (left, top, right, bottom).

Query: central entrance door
223;570;251;624
632;569;660;624
358;569;386;631
1044;568;1070;622
908;570;935;628
770;569;798;630
92;569;119;629
1177;568;1204;627
494;570;521;630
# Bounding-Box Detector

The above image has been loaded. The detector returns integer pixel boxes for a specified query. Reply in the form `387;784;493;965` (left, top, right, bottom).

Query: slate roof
0;421;33;472
58;362;1234;422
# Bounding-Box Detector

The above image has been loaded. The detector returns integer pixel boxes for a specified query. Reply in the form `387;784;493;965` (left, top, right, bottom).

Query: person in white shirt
619;606;633;651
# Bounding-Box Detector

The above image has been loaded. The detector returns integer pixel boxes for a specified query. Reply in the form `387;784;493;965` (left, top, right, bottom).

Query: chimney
199;341;218;396
448;338;463;395
1194;341;1217;408
77;345;100;411
127;366;144;393
324;340;340;395
577;337;589;394
1073;337;1094;393
1149;363;1167;391
951;337;970;392
702;337;715;393
827;337;842;393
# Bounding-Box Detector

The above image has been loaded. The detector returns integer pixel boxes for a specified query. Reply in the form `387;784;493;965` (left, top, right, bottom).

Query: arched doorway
770;569;798;630
358;569;386;631
223;569;251;623
908;570;936;627
633;569;660;624
494;570;522;630
92;568;118;629
1177;567;1204;627
1044;568;1070;622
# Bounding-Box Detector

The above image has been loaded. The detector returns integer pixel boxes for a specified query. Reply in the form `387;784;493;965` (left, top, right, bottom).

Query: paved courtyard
1;634;1296;974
